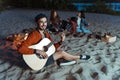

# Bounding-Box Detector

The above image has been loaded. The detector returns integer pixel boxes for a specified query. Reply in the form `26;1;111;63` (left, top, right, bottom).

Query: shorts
44;55;54;67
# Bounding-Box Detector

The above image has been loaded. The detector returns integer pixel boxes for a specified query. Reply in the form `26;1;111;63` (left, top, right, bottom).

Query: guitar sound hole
43;46;48;52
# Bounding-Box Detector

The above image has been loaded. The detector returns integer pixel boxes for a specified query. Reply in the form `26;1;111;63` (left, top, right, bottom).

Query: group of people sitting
47;10;91;34
48;10;116;43
3;10;116;71
16;12;91;70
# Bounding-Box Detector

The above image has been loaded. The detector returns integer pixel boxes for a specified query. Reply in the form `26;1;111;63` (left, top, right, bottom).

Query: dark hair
70;17;77;22
50;10;60;21
78;10;85;18
35;13;47;22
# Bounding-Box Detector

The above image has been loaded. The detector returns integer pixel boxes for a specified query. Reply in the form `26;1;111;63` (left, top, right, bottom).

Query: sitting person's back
69;17;77;34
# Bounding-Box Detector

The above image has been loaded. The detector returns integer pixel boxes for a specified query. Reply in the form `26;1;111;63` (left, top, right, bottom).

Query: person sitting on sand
76;11;91;34
18;13;90;70
48;10;62;32
68;17;78;34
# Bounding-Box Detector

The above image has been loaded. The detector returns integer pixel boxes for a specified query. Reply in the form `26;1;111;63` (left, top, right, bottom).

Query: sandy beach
0;9;120;80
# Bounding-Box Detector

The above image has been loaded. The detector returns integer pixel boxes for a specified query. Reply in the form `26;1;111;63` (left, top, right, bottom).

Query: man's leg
53;50;90;61
44;50;90;67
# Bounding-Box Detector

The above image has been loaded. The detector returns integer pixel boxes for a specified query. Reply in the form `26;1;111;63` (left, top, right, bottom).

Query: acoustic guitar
22;38;55;71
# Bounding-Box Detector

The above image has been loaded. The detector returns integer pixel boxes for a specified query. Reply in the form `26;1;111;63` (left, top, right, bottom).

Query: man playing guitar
18;13;90;71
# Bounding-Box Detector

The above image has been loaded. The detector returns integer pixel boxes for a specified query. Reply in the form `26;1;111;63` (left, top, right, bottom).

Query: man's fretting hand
60;32;65;42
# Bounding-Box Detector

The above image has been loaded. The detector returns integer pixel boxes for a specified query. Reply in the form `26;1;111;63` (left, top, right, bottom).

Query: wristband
34;49;37;53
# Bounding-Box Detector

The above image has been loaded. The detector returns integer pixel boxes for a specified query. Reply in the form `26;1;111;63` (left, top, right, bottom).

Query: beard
39;26;47;30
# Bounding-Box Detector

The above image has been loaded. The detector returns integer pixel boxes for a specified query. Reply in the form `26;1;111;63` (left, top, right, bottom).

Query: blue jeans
76;26;90;34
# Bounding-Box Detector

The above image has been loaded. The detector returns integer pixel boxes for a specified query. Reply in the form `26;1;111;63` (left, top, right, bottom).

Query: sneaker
56;59;76;66
60;60;76;66
80;55;90;60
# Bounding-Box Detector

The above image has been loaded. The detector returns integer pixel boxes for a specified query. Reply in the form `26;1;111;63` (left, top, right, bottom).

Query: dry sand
0;9;120;80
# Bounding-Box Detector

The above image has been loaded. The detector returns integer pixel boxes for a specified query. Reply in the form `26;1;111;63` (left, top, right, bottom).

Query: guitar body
23;38;55;71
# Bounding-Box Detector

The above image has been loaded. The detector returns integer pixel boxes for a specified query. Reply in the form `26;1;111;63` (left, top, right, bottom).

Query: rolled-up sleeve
18;31;41;54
